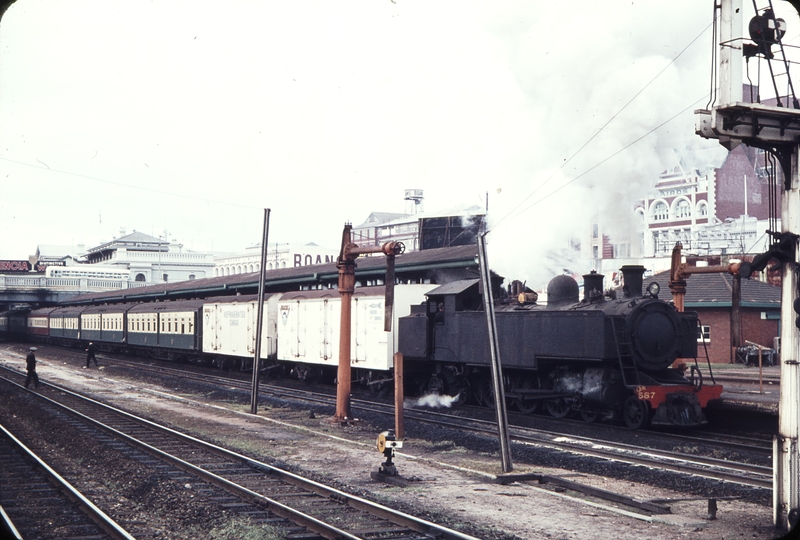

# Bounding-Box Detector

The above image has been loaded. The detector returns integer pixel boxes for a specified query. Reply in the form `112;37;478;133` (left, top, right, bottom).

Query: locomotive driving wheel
545;398;571;419
580;409;599;423
513;377;539;414
425;374;445;395
622;395;651;429
452;376;471;406
475;376;495;408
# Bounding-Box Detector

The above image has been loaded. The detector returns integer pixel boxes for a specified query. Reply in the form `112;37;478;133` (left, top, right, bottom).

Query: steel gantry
695;0;800;531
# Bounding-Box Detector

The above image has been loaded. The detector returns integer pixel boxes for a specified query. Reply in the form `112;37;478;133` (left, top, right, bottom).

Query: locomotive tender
398;265;722;429
1;266;721;428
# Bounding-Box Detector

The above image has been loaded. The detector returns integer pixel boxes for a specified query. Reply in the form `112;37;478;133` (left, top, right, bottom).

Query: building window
592;223;599;239
592;246;599;258
697;325;710;343
162;273;168;282
675;199;691;218
698;202;708;216
135;273;146;282
652;202;669;221
188;274;196;280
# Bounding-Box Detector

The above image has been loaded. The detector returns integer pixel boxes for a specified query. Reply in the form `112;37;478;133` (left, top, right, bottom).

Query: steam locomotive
398;265;722;429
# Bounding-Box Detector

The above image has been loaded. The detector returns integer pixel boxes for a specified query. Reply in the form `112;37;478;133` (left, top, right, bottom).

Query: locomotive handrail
610;317;639;387
689;365;704;391
696;316;717;386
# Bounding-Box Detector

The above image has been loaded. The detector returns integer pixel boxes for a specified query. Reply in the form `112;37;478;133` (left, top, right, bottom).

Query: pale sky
1;1;796;284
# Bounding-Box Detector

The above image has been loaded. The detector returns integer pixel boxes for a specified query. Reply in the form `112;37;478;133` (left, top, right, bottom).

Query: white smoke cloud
405;393;461;409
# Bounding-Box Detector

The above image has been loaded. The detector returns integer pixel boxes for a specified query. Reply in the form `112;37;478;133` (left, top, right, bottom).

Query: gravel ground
0;344;791;539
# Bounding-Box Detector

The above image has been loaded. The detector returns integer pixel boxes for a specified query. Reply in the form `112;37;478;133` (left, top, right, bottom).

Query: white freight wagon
277;284;435;372
202;294;280;360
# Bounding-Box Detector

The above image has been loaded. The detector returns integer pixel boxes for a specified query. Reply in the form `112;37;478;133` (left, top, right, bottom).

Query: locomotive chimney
582;271;605;303
620;265;646;298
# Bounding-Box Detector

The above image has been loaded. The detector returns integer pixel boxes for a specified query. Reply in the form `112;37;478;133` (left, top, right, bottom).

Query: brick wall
693;307;778;363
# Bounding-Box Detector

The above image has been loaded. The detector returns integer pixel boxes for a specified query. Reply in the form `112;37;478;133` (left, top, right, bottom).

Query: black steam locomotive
398;265;722;429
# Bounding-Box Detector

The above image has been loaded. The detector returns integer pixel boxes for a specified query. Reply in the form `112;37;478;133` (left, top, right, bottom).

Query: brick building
649;270;780;364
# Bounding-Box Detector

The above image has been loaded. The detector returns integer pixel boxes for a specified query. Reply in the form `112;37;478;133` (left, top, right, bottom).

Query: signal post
697;1;800;531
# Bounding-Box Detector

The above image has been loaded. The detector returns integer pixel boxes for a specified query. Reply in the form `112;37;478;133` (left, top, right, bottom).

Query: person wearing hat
85;342;98;368
25;347;40;389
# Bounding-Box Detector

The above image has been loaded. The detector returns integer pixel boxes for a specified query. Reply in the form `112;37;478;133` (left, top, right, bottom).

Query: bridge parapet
0;275;152;295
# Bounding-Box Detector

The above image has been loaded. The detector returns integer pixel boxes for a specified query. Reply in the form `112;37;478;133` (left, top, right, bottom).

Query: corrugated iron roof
66;244;481;305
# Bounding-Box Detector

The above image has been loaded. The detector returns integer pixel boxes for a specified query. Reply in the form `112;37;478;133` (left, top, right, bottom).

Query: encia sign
0;260;31;272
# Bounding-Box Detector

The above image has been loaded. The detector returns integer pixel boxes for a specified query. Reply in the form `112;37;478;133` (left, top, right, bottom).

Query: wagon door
352;296;387;370
319;298;341;366
278;301;305;361
259;295;279;359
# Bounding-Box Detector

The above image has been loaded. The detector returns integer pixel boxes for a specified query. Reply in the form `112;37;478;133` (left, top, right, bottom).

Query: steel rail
0;368;479;540
104;358;776;489
87;356;776;484
0;423;135;540
102;355;775;452
0;504;23;540
4;350;774;490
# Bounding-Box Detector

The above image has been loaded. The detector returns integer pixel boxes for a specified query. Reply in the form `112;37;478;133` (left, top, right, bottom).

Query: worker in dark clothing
434;302;445;324
25;347;40;389
85;342;98;368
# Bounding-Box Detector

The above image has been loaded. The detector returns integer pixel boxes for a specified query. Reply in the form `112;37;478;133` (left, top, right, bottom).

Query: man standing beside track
85;342;98;368
25;347;40;389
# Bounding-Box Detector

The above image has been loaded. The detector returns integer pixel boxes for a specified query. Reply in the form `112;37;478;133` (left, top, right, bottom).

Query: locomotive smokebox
582;271;605;303
620;265;646;298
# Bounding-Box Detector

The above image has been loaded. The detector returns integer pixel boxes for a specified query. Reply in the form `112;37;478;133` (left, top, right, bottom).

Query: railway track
0;422;135;540
0;367;479;540
78;353;775;491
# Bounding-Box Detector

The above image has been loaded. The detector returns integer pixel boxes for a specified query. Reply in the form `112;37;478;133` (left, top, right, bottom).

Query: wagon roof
280;285;385;301
28;307;60;317
128;299;206;313
50;306;87;316
201;293;280;305
81;304;136;314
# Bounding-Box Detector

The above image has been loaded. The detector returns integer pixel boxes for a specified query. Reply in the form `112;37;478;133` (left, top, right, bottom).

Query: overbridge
0;274;149;308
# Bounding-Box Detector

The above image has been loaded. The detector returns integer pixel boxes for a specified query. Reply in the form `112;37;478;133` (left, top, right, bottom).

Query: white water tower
404;189;424;215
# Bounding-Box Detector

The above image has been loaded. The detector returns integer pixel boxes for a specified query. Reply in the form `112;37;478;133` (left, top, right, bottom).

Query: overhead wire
0;156;260;211
491;19;715;233
493;96;710;229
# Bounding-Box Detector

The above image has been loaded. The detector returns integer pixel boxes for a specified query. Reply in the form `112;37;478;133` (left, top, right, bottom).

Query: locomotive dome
546;275;579;306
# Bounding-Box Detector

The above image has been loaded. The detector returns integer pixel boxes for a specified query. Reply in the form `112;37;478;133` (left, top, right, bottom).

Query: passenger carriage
80;304;132;349
27;307;58;341
49;306;85;344
128;299;205;358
